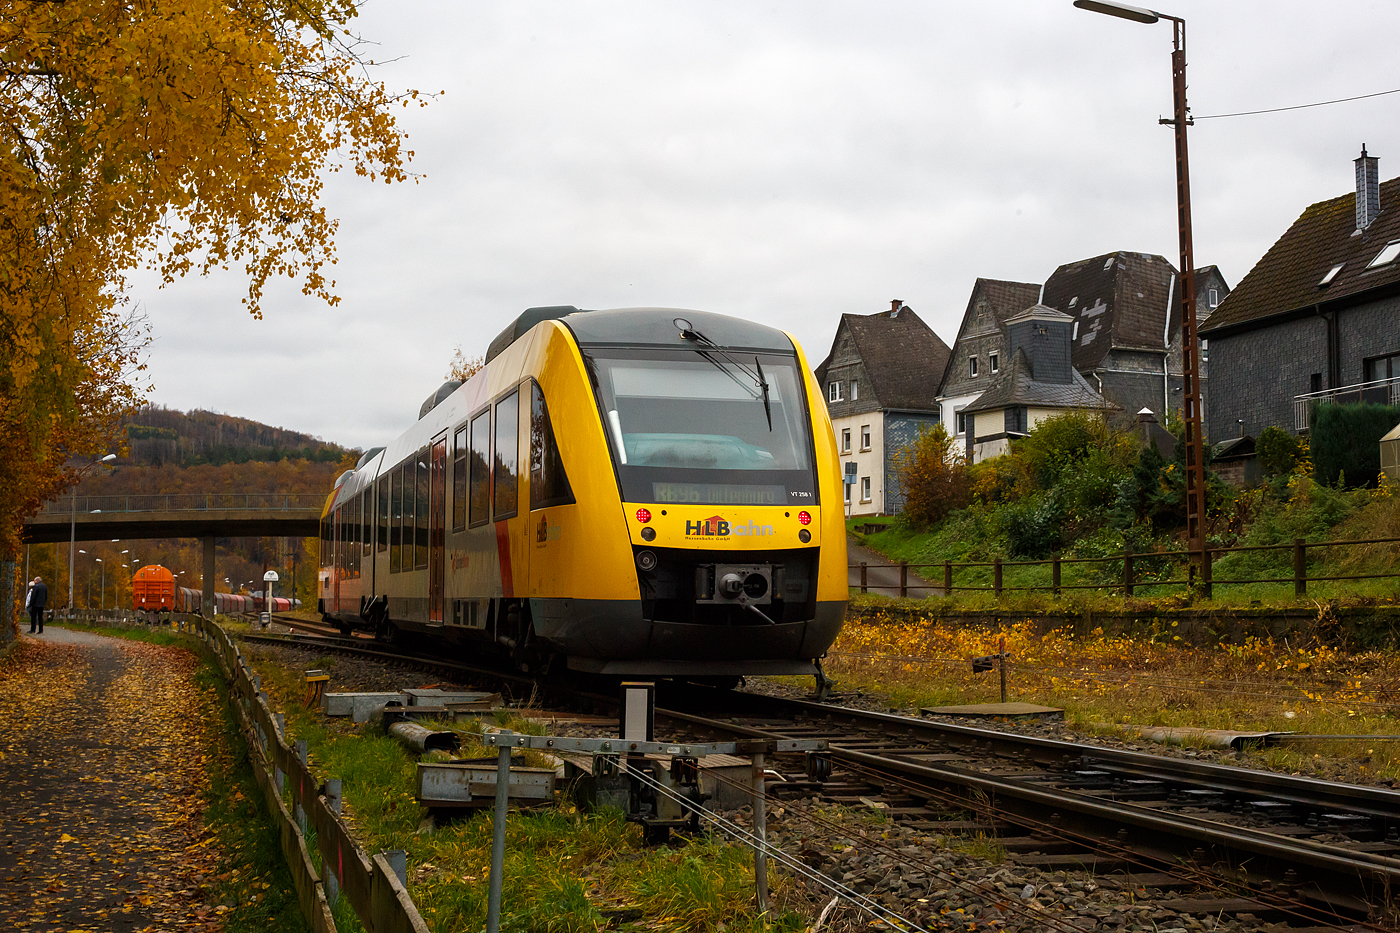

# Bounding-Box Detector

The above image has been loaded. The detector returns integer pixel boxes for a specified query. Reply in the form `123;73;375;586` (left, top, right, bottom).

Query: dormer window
1207;287;1219;308
828;381;843;403
1318;263;1344;286
989;352;999;374
851;380;859;401
1366;241;1400;269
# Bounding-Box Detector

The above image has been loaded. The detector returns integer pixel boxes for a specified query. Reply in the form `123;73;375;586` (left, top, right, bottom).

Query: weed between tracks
807;610;1400;783
242;654;813;933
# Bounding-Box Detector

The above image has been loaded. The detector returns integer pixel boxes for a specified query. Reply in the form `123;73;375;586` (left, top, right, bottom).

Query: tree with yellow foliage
1;0;425;562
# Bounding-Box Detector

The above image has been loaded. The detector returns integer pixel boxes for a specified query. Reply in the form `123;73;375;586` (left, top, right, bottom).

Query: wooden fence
77;610;430;933
852;535;1400;600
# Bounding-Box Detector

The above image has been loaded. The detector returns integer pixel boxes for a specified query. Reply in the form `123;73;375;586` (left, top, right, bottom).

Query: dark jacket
29;581;47;611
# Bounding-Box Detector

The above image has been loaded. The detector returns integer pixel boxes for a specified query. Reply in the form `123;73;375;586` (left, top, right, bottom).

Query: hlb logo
685;516;729;536
684;515;775;538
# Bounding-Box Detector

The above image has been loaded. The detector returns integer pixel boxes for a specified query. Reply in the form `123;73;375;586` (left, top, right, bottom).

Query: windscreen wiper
675;319;773;431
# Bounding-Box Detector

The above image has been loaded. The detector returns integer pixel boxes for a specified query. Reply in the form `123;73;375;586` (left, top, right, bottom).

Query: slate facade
1200;148;1400;437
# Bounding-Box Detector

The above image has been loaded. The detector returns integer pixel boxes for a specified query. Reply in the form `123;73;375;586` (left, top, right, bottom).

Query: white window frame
860;476;871;503
989;352;999;374
1367;240;1400;269
968;356;978;377
1207;287;1219;308
841;428;851;453
828;381;843;403
851;380;859;401
860;425;871;451
955;410;967;434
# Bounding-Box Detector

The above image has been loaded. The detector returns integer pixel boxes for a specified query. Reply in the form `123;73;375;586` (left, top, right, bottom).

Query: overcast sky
130;0;1400;450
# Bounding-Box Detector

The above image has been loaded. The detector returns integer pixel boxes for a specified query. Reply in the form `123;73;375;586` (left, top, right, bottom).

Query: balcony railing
39;493;327;514
1293;375;1400;431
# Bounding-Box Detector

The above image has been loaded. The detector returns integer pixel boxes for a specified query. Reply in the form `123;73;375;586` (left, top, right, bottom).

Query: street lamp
69;453;116;609
1073;0;1207;559
95;558;104;612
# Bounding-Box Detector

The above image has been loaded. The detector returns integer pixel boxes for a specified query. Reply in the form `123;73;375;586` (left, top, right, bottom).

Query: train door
333;505;341;612
429;436;447;623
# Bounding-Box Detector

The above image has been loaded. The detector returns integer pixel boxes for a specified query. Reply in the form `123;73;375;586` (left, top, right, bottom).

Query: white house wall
831;411;884;516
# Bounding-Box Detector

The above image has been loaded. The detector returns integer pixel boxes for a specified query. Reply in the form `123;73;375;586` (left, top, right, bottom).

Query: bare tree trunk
0;560;17;646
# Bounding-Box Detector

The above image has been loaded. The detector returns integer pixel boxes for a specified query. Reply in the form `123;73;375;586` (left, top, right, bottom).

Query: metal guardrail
1293;374;1400;431
852;535;1400;599
38;494;326;514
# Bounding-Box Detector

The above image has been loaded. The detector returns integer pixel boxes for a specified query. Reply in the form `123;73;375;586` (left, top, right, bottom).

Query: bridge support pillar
202;536;215;618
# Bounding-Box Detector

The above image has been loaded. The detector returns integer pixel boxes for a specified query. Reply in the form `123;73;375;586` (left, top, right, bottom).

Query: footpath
0;627;225;932
847;537;939;596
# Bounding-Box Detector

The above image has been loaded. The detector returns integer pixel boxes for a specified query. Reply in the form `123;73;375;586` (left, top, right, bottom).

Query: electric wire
614;760;934;932
1195;86;1400;120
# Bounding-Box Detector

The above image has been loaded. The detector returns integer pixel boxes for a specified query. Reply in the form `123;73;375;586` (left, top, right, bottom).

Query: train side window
494;391;520;519
416;447;430;570
469;410;490;526
390;464;404;573
530;381;575;510
362;488;372;557
377;475;389;553
452;426;468;531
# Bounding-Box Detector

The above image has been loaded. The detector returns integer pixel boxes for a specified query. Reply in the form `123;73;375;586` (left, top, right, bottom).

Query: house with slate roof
936;278;1043;437
813;300;951;515
1040;251;1229;423
1200;147;1400;439
958;305;1116;462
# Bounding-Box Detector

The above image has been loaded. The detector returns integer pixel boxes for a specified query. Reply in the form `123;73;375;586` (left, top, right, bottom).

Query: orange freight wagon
132;565;176;612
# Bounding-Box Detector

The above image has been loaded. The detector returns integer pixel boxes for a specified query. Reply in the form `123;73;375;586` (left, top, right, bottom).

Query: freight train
132;564;299;614
318;306;846;689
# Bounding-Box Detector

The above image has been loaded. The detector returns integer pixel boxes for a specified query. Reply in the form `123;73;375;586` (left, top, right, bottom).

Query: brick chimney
889;299;903;318
1355;144;1380;232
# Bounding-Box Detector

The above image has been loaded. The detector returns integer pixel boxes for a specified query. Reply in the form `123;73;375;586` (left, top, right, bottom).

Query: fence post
1051;553;1061;596
294;740;308;834
487;732;514;933
323;778;343;906
859;562;867;594
1294;538;1307;597
943;561;953;597
899;562;908;599
993;558;1002;596
1123;549;1134;598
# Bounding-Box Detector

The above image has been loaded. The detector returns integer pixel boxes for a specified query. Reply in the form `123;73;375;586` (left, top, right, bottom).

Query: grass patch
243;646;812;932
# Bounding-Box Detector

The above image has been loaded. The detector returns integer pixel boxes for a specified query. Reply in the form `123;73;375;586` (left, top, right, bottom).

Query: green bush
1002;490;1066;558
1256;425;1300;477
892;423;969;529
1310;401;1400;488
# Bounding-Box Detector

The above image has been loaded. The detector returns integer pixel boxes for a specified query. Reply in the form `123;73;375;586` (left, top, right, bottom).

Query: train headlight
798;511;811;525
798;529;811;543
640;526;656;541
637;550;658;572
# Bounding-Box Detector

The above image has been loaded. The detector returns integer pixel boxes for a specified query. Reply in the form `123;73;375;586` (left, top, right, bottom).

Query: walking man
26;576;47;634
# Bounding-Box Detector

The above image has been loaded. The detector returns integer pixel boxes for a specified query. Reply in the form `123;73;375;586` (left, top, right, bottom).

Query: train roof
485;305;796;365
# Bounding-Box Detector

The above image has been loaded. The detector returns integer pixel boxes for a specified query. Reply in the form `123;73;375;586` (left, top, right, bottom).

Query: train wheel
338;622;353;637
377;622;399;645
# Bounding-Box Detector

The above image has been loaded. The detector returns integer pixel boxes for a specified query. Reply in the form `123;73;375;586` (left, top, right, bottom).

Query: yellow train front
320;306;847;686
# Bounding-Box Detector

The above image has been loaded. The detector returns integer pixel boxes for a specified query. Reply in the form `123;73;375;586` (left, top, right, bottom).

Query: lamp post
1073;0;1207;559
69;453;116;609
95;558;104;612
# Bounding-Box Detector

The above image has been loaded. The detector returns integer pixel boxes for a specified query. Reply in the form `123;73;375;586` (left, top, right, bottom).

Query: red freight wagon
132;565;176;611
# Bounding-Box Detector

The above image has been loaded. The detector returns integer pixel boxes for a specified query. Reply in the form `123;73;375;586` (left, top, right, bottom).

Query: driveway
846;537;941;597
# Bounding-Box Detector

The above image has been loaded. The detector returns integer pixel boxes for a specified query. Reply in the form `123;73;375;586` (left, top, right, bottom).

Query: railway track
231;629;1397;928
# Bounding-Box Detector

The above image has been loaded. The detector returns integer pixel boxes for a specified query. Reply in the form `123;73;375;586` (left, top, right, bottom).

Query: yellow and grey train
318;306;847;686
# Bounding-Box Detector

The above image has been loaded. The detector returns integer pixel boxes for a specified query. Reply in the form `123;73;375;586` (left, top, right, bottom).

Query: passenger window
452;426;468;531
390;464;404;573
494;391;520;518
530;381;574;510
416;448;429;569
377;475;389;553
469;410;490;526
362;489;372;557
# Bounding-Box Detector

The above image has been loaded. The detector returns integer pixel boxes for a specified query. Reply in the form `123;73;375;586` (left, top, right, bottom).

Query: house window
1366;240;1400;269
1319;263;1344;286
968;356;978;377
860;425;871;451
851;380;859;401
989;352;999;374
828;381;842;403
844;479;851;504
860;476;871;502
1208;287;1219;308
1366;352;1400;382
1310;373;1323;394
956;410;967;434
1200;338;1209;363
841;428;851;453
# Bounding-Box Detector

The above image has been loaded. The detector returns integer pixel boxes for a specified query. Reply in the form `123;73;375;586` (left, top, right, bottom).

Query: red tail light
636;508;652;523
798;511;811;525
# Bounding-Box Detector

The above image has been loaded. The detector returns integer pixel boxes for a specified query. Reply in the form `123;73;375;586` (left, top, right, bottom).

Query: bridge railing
39;493;327;514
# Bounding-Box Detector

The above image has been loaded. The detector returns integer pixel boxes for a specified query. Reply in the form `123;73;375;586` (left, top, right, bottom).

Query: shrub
1310;401;1400;488
1256;425;1300;477
1002;490;1066;558
892;424;970;530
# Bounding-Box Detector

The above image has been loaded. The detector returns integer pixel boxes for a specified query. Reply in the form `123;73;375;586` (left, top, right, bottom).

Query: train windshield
585;349;818;506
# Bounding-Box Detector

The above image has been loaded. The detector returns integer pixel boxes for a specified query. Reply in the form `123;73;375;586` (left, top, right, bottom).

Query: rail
1294;373;1400;431
37;493;326;514
851;534;1400;599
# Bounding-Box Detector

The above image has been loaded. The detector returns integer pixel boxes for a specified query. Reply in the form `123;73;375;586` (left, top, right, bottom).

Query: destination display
652;482;788;505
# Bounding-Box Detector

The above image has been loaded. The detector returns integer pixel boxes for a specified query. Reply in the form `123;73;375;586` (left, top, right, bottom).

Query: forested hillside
23;406;358;612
